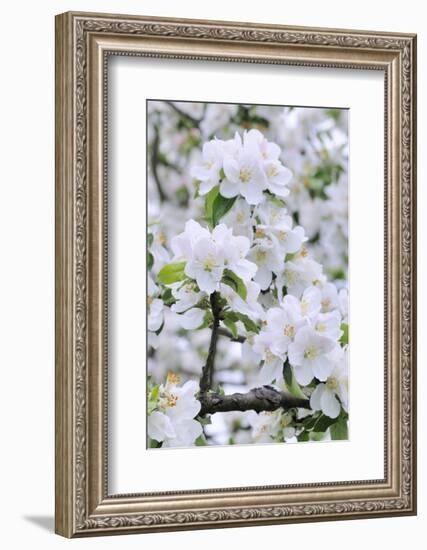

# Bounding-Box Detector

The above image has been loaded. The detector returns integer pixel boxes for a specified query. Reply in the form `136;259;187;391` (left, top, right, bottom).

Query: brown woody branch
150;124;166;203
165;101;202;127
199;292;221;392
199;386;310;416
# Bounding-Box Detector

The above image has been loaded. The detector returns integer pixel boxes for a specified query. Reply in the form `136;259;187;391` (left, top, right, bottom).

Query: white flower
244;129;281;161
148;275;164;332
148;224;171;271
310;346;348;418
148;298;164;332
148;377;203;447
185;237;225;294
220;280;263;321
221;149;267;205
294;286;322;320
171;219;210;261
288;326;336;385
247;408;295;443
172;222;257;296
264;160;292;197
212;224;257;282
256;201;289;226
278;254;324;298
338;287;349;323
222;198;254;240
247;409;282;443
177;307;206;330
267;217;306;256
319;282;339;313
248;238;283;290
252;330;285;384
313;310;343;341
244;129;292;196
191;140;224;195
148;411;176;441
170;281;204;313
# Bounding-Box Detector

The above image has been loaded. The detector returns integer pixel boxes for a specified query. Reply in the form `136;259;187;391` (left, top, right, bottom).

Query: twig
165;101;202;127
217;326;246;344
199;386;310;415
150;124;166;203
199;292;221;392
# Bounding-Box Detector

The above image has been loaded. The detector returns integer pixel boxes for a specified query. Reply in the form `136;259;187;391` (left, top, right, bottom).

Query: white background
0;0;424;548
109;59;384;493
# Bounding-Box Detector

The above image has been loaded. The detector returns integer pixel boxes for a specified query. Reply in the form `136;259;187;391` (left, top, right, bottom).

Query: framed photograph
55;11;417;537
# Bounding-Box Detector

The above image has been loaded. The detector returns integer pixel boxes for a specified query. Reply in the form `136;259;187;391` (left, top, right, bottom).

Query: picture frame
55;11;417;537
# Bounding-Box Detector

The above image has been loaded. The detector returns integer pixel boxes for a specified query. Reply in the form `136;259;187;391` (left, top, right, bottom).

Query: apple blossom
247;237;283;290
310;346;349;418
147;275;164;332
190;140;224;195
288;326;336;385
148;375;203;447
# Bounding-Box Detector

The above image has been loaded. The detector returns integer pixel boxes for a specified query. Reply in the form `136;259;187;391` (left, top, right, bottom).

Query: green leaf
204;185;219;226
221;268;247;300
309;431;325;441
195;435;207;446
161;287;176;306
157;261;186;284
147;252;154;271
233;312;259;334
340;323;349;346
265;191;287;208
301;413;321;431
148;438;162;448
297;431;309;442
312;413;338;433
283;363;307;400
150;384;160;401
223;316;238;339
147;233;154;247
330;419;348;440
212;194;237;226
195;311;212;331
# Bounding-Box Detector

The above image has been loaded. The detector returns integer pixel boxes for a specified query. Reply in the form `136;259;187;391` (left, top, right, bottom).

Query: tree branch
199;292;221;393
217;326;246;343
199;386;310;416
150;124;166;203
165;101;202;127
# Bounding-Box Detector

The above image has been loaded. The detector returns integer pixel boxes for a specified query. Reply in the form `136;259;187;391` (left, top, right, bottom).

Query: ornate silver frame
55;11;417;537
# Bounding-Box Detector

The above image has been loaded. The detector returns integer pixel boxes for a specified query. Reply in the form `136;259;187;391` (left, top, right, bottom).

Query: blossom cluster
147;102;349;448
192;129;292;204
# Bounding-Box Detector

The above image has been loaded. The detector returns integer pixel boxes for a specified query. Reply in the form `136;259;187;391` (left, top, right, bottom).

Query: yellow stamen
304;345;319;360
326;377;339;391
167;394;178;407
316;323;327;333
283;324;295;338
266;164;279;178
158;231;167;245
166;372;181;386
239;168;252;183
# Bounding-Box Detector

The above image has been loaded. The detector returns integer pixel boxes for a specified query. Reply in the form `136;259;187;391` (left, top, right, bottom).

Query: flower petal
320;388;341;419
178;308;205;330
